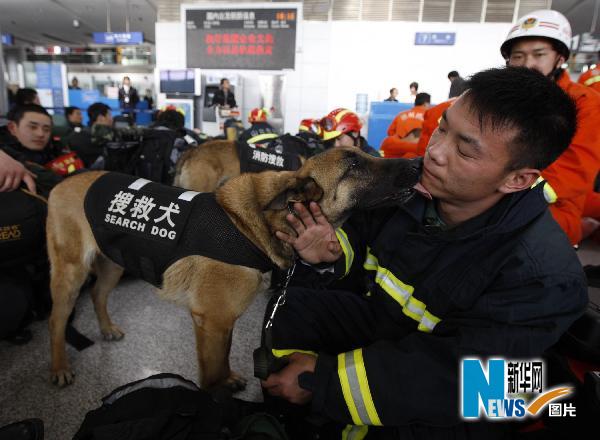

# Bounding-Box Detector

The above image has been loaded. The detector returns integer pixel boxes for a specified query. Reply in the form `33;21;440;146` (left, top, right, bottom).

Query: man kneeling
264;67;587;438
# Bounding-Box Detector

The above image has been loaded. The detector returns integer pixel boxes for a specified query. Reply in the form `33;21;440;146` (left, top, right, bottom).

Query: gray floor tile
0;278;269;440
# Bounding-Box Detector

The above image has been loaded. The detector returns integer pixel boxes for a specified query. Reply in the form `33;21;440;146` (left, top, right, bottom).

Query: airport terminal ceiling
0;0;598;48
0;0;157;46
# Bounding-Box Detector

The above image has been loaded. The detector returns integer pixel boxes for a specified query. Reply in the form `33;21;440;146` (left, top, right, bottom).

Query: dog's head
264;147;425;227
218;147;426;268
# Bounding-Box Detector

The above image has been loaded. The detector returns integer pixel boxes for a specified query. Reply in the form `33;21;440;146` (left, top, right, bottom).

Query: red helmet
299;118;322;136
319;108;362;141
248;107;269;123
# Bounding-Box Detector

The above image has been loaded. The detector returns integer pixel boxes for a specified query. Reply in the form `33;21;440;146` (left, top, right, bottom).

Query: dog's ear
264;177;323;211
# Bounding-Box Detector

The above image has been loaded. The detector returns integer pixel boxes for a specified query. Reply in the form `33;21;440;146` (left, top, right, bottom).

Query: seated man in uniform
262;67;587;439
66;102;114;168
0;105;63;344
295;118;325;157
320;108;380;157
65;106;84;131
0;152;39;345
239;108;278;146
2;105;64;187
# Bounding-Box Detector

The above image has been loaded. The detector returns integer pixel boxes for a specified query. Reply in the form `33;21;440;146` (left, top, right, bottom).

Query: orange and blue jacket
380;105;427;159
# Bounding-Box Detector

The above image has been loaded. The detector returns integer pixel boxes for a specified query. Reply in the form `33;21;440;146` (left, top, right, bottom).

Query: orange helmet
248;107;269;123
299;118;322;136
319;108;362;141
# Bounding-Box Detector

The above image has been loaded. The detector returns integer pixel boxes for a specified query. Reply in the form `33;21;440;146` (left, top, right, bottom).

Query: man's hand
275;202;342;264
0;150;36;193
261;353;316;405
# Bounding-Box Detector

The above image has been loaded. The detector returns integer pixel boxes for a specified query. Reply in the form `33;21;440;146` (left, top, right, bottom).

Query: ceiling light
73;19;80;28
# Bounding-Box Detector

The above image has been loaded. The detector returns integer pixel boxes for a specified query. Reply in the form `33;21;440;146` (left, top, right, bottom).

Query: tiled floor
0;277;270;440
0;241;598;440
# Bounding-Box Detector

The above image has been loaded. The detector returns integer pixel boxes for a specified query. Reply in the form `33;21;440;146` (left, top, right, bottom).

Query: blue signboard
34;62;66;112
51;64;63;88
415;32;456;46
93;32;143;45
35;63;53;89
1;33;13;45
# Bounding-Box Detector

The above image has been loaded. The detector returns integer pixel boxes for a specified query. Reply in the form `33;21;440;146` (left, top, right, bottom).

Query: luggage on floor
73;373;288;440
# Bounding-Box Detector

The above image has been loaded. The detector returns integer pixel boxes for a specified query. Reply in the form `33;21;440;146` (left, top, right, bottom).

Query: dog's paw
51;369;75;387
223;372;247;392
101;325;125;341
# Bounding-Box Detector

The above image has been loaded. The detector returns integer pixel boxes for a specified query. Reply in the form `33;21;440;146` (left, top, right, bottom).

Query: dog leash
254;261;296;380
265;261;296;330
262;198;304;329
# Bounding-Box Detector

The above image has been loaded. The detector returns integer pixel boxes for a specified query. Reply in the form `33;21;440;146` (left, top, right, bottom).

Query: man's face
334;133;358;148
68;109;82;125
410;86;417;95
222;79;230;90
391;89;398;98
123;78;130;87
508;38;564;76
8;112;52;151
421;95;517;203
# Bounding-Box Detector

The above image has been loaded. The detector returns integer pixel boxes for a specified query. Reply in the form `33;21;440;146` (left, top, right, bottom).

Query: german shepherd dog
174;136;312;193
46;148;423;389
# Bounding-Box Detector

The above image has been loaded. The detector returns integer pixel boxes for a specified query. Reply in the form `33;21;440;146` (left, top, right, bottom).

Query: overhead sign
1;33;14;45
93;32;144;45
185;7;298;70
415;32;456;46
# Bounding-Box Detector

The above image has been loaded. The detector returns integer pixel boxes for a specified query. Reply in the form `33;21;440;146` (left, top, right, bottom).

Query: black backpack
135;128;179;185
72;373;289;440
0;190;47;269
101;127;143;175
103;140;140;175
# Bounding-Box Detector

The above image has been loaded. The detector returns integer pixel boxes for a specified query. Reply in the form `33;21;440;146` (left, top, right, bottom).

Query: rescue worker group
1;6;600;439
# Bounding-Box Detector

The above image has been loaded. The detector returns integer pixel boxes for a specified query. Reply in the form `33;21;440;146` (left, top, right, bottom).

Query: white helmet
501;9;572;60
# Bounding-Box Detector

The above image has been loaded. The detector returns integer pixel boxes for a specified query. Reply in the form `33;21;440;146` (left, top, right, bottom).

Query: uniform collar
423;199;447;232
402;186;546;240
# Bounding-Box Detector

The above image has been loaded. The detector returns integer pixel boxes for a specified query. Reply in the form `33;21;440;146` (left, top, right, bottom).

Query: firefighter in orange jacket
501;9;600;245
577;51;600;94
418;11;600;245
380;93;430;159
320;108;380;157
416;98;456;158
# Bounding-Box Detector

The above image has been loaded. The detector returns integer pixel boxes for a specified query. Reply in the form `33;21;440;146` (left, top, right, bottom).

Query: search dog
174;136;313;192
46;147;423;389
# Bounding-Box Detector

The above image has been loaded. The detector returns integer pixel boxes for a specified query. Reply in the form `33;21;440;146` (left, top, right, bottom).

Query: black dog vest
237;141;302;174
84;173;273;287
